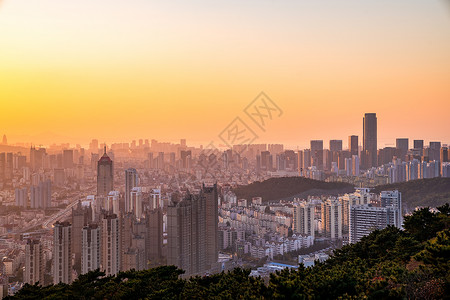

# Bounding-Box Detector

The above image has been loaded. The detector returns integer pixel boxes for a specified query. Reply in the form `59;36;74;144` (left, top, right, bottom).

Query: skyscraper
363;113;377;168
167;192;207;277
413;140;424;150
53;221;72;284
130;187;143;219
15;188;28;208
72;201;92;274
329;140;343;153
30;180;52;209
203;184;218;270
63;150;74;169
125;168;138;213
396;138;409;159
310;140;323;170
25;239;44;285
321;199;342;240
97;147;113;197
101;213;121;276
349;205;401;244
293;201;315;238
429;142;441;162
145;208;163;266
81;224;101;275
30;147;46;171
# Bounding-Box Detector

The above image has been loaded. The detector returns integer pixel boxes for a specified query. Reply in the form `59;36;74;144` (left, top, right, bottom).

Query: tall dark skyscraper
167;192;206;277
363;113;377;168
329;140;343;153
429;142;441;161
348;135;359;156
97;147;113;197
310;140;323;170
167;184;218;277
413;140;424;150
203;183;218;269
396;138;409;159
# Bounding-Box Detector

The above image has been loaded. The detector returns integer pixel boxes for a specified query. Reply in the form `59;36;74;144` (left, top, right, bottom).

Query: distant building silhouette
363;113;377;168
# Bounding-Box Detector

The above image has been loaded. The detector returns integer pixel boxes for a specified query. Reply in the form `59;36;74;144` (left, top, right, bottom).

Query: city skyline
1;1;450;147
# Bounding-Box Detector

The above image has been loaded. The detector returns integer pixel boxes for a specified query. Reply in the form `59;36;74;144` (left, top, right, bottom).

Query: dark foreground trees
8;204;449;299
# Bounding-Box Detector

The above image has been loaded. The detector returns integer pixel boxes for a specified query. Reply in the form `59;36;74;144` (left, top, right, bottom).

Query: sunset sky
1;0;449;149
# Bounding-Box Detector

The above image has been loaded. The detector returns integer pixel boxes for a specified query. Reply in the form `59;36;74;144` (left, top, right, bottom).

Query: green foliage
234;177;354;202
7;204;450;299
372;178;450;208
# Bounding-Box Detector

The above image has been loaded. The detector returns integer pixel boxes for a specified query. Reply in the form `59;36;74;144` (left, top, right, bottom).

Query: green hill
371;177;450;211
233;177;354;202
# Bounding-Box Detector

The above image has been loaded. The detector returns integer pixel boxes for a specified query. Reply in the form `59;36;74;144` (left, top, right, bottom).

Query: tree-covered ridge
371;177;450;209
233;177;354;202
8;204;450;299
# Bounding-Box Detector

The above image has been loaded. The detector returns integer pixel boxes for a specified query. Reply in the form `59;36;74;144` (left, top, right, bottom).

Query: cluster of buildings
292;188;402;244
217;196;314;261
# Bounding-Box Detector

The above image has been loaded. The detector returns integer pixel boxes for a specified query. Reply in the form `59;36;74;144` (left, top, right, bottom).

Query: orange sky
1;0;449;149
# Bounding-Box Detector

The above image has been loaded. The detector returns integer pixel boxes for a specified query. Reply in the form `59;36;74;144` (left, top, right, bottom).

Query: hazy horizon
1;0;450;147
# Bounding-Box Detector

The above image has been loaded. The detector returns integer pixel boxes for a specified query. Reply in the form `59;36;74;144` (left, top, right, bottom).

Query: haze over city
1;0;450;147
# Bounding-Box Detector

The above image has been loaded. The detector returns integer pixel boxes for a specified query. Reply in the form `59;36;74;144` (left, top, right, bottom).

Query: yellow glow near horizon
1;0;449;148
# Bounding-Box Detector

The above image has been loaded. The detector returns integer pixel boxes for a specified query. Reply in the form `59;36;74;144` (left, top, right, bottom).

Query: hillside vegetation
372;177;450;210
8;204;450;299
233;177;354;202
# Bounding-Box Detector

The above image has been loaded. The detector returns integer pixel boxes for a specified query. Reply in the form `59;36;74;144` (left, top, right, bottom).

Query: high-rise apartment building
363;113;377;168
25;239;45;285
321;199;342;240
30;180;52;209
292;201;315;238
63;150;74;169
97;147;113;197
72;201;93;274
429;142;441;162
167;191;208;277
396;138;409;159
130;187;143;219
329;140;343;153
349;135;359;156
380;190;402;227
106;191;120;215
145;208;163;266
349;205;400;244
53;221;72;284
310;140;323;170
15;187;28;208
349;190;402;243
81;224;101;275
30;147;46;171
101;213;121;276
125;168;138;213
204;184;218;270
